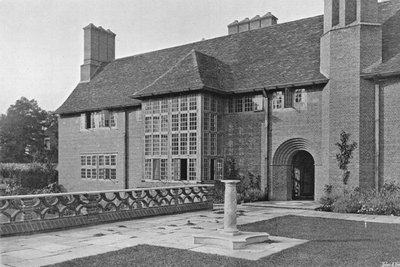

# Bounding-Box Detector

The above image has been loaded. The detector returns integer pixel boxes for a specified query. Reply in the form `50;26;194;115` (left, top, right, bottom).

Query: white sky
0;0;323;114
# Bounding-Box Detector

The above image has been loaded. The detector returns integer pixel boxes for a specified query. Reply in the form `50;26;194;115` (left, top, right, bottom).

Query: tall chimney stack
80;23;116;83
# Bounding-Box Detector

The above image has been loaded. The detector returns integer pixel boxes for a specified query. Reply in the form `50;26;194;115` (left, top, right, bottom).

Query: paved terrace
2;201;400;267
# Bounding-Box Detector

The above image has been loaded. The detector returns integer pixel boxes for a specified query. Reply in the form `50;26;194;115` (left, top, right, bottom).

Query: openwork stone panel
0;185;213;236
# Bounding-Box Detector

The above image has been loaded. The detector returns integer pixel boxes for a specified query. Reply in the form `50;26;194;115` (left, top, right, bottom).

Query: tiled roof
56;15;326;114
133;50;233;97
56;1;400;114
363;52;400;77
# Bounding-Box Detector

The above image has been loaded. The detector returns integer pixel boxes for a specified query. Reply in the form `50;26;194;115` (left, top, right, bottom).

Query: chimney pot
250;15;261;30
228;20;239;35
238;18;250;33
261;12;278;28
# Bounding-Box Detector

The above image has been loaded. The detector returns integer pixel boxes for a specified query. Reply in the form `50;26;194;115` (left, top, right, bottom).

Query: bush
332;189;362;213
0;163;57;190
318;181;400;216
211;157;266;204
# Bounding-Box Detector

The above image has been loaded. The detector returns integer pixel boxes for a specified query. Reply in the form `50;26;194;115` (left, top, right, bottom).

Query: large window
227;95;263;113
81;110;117;130
203;94;223;181
144;95;199;181
80;153;117;180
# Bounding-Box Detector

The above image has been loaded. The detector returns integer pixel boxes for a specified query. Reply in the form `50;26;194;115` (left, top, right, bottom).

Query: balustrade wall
0;185;213;236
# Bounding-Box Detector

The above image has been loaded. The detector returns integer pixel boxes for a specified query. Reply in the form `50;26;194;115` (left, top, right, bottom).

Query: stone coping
0;184;214;200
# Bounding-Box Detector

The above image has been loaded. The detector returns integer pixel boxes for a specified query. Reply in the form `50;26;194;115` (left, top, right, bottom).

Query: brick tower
320;0;382;191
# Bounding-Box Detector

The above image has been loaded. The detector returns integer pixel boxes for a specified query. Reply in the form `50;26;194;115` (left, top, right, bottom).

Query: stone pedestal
194;180;269;250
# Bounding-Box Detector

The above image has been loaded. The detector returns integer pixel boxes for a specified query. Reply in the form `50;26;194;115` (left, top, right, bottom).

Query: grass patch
46;216;400;267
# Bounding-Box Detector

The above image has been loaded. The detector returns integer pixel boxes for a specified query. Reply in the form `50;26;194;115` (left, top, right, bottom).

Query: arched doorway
291;151;315;200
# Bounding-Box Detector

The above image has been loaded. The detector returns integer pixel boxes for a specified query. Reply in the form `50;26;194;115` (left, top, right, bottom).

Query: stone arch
273;138;319;166
270;138;319;201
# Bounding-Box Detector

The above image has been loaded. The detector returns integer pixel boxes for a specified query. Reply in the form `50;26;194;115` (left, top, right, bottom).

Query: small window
294;89;306;103
253;95;264;111
153;135;160;156
161;115;168;132
152;100;160;114
161;99;168;113
171;98;179;112
152;116;160;133
172;114;179;132
189;113;197;130
189;159;197;180
210;115;216;132
180;96;188;111
244;96;253;112
227;99;234;113
161;135;168;156
160;159;168;180
189;133;197;155
235;98;243;113
204;133;210;156
272;91;284;110
189;96;197;110
145;117;152;133
145;135;152;156
172;134;179;155
145;159;152;180
215;159;223;180
180;133;187;155
180;113;188;131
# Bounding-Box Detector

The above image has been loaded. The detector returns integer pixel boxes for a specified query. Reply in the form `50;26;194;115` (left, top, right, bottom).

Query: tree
0;97;57;163
335;131;357;186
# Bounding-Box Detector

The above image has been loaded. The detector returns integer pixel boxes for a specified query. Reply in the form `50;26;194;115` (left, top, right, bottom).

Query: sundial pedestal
194;180;269;250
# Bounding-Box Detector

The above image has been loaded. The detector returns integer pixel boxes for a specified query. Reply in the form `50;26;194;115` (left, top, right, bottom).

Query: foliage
5;182;63;196
0;163;58;195
318;181;400;216
0;97;58;164
212;157;265;204
335;131;357;185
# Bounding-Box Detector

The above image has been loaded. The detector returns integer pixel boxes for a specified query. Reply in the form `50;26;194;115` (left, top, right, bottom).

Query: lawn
47;215;400;267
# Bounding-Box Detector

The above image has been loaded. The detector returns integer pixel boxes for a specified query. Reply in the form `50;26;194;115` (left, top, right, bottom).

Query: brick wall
269;87;323;200
58;112;126;191
320;23;381;191
222;111;265;178
380;77;400;184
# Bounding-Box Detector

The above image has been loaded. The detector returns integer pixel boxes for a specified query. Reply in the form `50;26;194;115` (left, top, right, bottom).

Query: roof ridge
113;15;324;64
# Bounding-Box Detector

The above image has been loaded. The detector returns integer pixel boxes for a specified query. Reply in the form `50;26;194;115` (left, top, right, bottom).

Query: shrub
332;189;362;213
211;157;266;204
0;163;58;192
318;181;400;216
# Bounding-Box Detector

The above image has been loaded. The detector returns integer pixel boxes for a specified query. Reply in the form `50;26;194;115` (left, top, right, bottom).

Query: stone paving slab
2;203;400;266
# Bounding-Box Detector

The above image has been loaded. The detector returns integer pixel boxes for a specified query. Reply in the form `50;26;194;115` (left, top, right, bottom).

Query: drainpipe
124;110;129;189
374;82;380;190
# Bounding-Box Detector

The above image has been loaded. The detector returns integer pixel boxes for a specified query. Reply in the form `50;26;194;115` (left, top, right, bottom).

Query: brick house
56;0;400;201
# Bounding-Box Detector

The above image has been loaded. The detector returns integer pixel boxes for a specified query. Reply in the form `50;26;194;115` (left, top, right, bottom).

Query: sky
0;0;324;114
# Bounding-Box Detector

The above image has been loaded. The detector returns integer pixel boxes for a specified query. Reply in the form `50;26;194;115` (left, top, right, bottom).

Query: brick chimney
228;13;278;35
80;23;116;83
